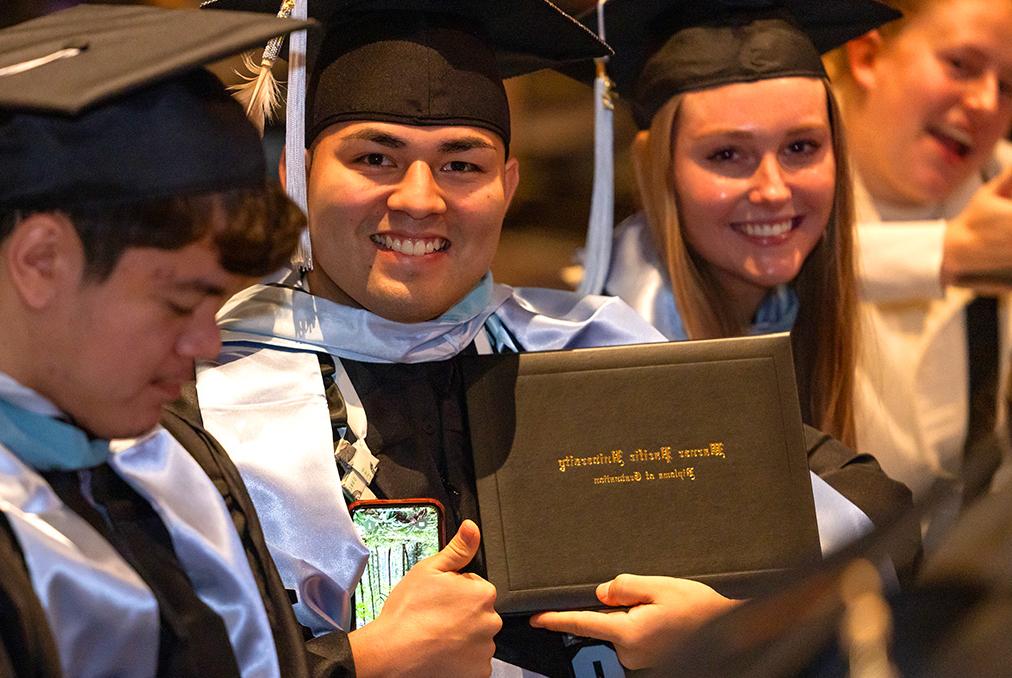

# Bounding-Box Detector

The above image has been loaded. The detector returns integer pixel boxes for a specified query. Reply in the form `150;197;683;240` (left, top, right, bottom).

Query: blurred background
2;0;644;289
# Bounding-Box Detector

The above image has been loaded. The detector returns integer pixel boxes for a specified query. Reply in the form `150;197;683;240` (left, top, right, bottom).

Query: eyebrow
439;137;497;153
341;129;407;148
168;279;227;297
340;127;497;154
693;124;829;141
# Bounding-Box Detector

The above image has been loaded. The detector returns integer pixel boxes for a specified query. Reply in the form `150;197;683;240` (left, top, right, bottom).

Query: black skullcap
0;4;311;209
581;0;900;129
204;0;609;148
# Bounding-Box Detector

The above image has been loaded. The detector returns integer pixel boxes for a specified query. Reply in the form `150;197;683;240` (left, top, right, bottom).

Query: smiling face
303;121;519;323
847;0;1012;205
672;77;836;315
53;237;247;438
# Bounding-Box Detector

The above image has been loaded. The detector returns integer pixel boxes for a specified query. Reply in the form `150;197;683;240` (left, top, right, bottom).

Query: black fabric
163;389;355;678
645;482;1012;678
0;4;309;115
0;512;62;678
962;296;1004;507
324;354;615;677
42;466;241;678
315;354;920;674
307;12;509;148
0;4;308;209
571;0;900;128
1;70;264;210
804;426;920;584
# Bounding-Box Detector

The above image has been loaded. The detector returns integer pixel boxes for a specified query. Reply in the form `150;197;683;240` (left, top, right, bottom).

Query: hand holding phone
347;520;502;678
351;499;445;627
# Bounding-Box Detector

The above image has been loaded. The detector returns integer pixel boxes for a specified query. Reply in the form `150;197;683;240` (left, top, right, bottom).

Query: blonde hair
632;81;858;446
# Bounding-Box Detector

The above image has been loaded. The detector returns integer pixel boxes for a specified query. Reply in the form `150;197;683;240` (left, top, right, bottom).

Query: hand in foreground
942;164;1012;290
529;574;741;670
349;520;501;678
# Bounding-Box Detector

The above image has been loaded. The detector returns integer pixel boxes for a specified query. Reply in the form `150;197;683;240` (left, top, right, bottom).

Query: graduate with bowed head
0;4;312;676
531;0;919;669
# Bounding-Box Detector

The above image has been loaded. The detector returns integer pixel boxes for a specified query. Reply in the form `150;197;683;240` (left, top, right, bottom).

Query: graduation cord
318;355;379;502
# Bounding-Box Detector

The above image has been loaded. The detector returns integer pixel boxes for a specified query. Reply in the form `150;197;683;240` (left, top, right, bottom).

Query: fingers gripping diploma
529;574;741;671
349;520;502;678
942;165;1012;290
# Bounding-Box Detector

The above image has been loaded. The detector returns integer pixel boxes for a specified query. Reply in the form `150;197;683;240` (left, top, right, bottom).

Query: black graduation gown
174;348;917;678
0;410;355;678
324;354;918;676
642;482;1012;678
0;463;241;678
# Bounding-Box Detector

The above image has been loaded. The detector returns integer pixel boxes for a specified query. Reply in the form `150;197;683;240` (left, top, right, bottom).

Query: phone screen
350;500;443;628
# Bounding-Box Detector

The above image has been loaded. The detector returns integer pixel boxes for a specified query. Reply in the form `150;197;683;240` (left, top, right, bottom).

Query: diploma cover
462;333;821;614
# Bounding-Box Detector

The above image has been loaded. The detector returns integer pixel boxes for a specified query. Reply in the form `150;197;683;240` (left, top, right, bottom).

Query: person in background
0;5;324;676
825;0;1012;547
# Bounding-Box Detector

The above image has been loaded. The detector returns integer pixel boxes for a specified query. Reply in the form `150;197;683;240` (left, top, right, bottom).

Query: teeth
737;219;793;238
371;234;448;256
935;123;973;148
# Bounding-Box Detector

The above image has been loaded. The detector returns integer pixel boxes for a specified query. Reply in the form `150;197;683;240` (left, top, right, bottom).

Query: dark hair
0;182;304;280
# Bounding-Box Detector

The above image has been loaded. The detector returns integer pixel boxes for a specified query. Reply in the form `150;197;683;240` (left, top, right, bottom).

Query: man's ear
503;157;521;211
845;31;884;92
278;145;313;191
4;212;82;310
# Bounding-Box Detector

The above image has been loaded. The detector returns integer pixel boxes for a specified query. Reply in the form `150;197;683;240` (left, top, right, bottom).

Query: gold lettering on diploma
557;442;727;486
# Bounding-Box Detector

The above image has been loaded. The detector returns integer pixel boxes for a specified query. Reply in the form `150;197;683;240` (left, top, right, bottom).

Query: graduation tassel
226;0;295;135
285;0;313;272
577;0;615;297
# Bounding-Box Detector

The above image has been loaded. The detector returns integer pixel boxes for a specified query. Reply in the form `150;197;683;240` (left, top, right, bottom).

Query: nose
176;308;222;362
748;154;791;205
964;71;1000;114
387;161;447;219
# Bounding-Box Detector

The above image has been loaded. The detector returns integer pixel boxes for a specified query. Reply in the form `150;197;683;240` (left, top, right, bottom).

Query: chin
365;287;461;323
81;409;162;441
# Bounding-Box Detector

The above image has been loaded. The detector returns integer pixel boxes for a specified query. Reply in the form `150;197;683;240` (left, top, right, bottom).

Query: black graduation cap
584;0;901;129
0;4;311;210
574;0;900;295
204;0;610;148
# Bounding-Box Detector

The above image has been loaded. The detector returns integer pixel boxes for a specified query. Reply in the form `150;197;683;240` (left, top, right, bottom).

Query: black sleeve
162;386;355;678
306;632;357;678
0;513;63;678
804;424;922;582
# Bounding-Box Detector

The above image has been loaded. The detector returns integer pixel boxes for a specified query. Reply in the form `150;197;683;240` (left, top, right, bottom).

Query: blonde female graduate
534;0;918;669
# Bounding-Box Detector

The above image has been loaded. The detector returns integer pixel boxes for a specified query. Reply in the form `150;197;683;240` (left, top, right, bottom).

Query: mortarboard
203;0;609;270
204;0;609;149
0;4;311;210
588;0;901;130
576;0;901;295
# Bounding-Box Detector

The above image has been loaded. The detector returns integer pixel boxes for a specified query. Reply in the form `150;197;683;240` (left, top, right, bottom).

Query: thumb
596;574;658;607
426;519;480;572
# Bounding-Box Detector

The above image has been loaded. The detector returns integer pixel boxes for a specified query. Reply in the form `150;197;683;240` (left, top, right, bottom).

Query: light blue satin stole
0;396;281;677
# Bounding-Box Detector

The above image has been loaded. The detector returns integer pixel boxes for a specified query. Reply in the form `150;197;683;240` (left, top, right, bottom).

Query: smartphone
349;498;445;628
